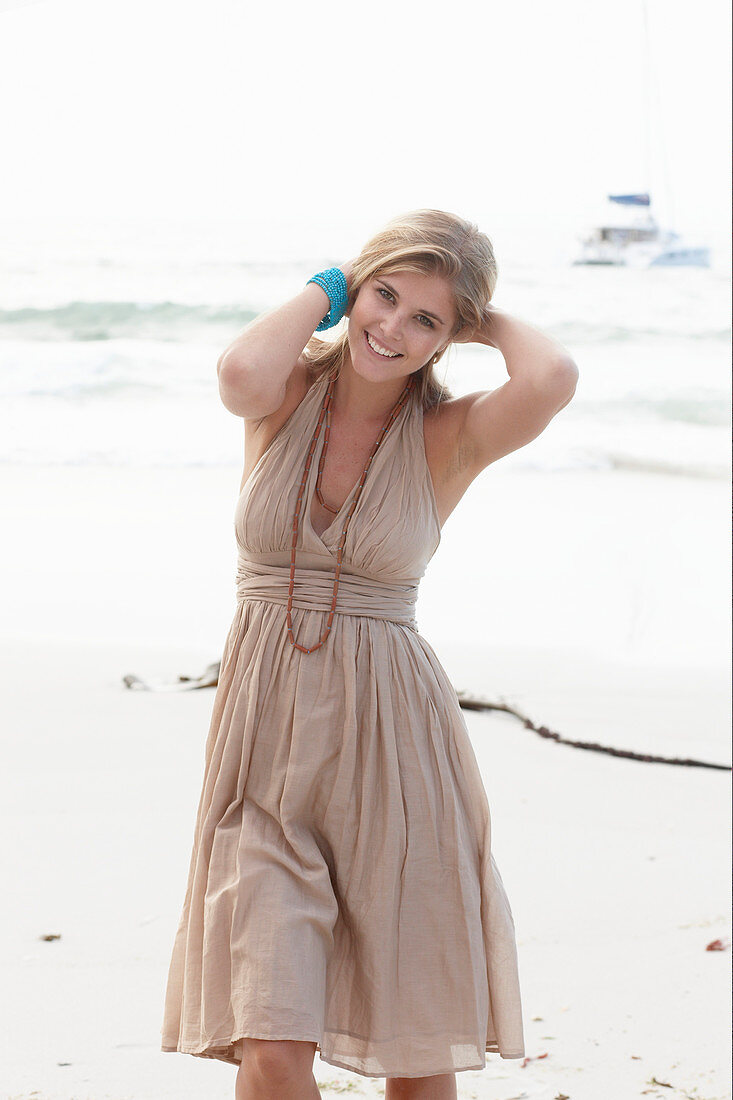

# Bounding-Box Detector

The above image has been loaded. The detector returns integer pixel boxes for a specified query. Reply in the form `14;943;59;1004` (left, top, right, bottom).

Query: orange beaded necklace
286;370;416;654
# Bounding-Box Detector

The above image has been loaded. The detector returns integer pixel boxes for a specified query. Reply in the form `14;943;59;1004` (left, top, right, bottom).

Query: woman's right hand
338;259;356;291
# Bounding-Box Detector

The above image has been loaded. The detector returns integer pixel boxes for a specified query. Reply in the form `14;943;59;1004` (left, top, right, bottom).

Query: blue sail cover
608;193;651;206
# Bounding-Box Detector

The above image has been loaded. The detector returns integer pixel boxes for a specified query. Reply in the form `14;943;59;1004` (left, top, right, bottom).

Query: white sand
1;462;730;1099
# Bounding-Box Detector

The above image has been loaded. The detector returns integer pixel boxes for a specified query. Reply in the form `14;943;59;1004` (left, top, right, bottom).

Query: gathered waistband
235;559;418;628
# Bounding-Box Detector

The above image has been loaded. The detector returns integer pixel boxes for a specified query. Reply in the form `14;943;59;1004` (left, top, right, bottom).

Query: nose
379;311;404;347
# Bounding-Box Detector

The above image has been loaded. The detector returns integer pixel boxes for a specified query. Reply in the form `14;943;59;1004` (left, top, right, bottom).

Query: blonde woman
161;209;578;1100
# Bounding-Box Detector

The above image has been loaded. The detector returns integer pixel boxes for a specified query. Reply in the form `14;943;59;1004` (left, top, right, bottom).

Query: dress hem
160;1034;526;1077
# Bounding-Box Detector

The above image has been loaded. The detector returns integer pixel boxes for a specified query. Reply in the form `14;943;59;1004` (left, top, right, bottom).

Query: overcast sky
0;0;730;243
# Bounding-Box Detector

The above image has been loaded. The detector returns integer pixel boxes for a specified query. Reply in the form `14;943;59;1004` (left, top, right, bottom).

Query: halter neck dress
160;369;525;1078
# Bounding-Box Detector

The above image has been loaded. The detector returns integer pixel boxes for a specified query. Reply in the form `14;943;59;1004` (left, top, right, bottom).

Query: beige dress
160;369;525;1079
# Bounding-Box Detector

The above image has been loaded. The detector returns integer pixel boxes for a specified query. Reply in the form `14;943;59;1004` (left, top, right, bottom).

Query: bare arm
459;304;578;389
217;262;354;419
453;306;579;472
216;281;330;419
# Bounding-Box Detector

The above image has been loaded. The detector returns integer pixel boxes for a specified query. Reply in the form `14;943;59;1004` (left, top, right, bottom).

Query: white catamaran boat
573;193;711;268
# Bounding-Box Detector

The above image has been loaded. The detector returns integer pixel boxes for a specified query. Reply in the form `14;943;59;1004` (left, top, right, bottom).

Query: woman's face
346;268;458;383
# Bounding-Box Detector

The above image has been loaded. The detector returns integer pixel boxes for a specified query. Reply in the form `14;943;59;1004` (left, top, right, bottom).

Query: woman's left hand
451;304;499;347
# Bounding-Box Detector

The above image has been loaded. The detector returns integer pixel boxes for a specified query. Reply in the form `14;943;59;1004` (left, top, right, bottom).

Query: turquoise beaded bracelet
307;267;349;331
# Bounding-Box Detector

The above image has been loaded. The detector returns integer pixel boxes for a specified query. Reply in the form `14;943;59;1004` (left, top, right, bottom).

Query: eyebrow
377;280;446;326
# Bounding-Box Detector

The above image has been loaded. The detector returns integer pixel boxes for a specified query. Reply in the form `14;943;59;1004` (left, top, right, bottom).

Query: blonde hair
303;208;498;410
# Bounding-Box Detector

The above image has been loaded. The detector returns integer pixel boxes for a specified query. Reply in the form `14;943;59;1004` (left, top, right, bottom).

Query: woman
160;209;578;1100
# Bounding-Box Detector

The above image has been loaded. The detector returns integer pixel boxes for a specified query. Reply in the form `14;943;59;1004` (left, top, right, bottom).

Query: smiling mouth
364;330;403;358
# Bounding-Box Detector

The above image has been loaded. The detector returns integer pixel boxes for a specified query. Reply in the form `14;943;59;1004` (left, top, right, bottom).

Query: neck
330;346;414;423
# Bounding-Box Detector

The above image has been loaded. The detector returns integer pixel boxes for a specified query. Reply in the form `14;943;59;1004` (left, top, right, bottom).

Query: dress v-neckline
303;376;413;551
305;441;362;549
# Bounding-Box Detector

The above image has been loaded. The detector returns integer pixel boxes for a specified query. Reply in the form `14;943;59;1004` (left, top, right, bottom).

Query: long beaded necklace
286;370;416;654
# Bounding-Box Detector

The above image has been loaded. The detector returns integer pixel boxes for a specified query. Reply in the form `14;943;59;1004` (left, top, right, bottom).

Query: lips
364;330;403;358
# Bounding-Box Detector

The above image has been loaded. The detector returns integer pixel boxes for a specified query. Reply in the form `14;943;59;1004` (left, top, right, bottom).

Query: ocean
1;214;729;683
1;214;729;479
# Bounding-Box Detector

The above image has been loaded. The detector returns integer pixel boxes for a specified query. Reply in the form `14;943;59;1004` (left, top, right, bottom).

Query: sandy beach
1;461;730;1100
1;0;730;1091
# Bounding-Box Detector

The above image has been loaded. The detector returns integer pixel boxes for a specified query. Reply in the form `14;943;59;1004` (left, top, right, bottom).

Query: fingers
339;259;356;290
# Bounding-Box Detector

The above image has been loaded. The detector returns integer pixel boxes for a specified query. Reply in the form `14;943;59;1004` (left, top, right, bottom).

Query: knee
242;1038;315;1084
387;1072;456;1098
389;1081;419;1099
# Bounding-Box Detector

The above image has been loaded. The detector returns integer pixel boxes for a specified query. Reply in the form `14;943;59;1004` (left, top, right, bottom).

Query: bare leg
235;1038;321;1100
386;1073;457;1100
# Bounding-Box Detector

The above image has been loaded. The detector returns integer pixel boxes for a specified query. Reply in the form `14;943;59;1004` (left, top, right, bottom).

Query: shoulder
425;368;577;479
240;356;318;493
422;391;478;487
250;355;316;433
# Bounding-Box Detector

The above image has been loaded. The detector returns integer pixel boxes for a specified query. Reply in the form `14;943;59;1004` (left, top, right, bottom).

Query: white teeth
366;331;400;357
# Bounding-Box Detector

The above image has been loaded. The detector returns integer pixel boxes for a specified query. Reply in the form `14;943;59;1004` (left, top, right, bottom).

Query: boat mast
641;0;675;228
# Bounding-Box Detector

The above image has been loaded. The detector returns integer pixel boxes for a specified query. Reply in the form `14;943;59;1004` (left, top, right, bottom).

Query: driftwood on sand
122;660;731;772
454;692;731;771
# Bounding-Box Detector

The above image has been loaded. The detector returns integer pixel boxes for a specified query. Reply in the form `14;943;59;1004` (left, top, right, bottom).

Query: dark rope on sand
121;662;731;772
455;692;731;771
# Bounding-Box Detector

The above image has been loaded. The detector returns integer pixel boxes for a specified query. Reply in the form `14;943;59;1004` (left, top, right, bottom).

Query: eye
377;287;434;328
